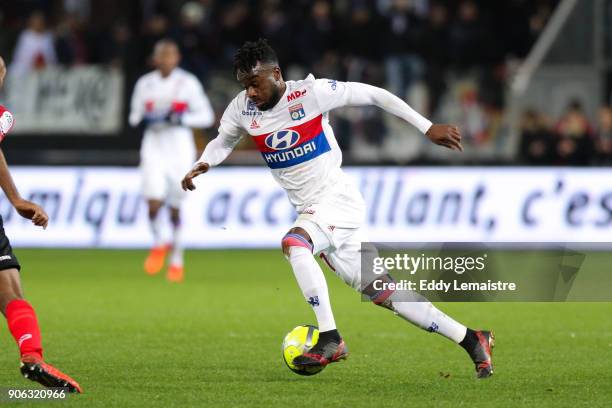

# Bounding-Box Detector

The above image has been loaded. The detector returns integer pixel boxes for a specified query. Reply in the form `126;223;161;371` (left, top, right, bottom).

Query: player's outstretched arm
0;148;48;228
181;134;237;191
331;81;463;151
0;58;48;227
182;118;244;192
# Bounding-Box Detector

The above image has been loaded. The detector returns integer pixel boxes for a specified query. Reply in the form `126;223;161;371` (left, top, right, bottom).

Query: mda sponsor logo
287;89;307;102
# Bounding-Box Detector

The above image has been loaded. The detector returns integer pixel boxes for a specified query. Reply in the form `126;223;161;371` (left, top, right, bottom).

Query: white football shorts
292;181;372;291
140;135;195;208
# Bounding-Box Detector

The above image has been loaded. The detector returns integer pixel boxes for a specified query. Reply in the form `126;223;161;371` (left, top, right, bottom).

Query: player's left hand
426;124;463;152
14;199;49;229
181;162;210;191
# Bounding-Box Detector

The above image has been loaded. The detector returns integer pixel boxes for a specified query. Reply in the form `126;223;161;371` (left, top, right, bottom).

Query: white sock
170;219;183;267
149;213;163;247
287;246;336;332
391;301;467;343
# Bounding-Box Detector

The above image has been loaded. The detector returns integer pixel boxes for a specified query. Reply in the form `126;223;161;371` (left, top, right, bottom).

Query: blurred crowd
0;0;557;103
519;103;612;166
10;0;608;166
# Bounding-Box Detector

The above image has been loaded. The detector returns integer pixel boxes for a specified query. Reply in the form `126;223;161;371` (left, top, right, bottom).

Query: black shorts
0;215;20;272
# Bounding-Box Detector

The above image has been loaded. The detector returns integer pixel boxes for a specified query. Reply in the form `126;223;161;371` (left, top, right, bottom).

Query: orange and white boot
144;244;170;275
167;264;184;282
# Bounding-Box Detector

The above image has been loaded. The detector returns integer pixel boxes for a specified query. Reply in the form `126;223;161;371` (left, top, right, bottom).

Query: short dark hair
233;39;278;76
154;38;179;53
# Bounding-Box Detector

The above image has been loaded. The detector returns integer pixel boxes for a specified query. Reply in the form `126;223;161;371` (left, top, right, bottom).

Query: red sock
5;299;43;360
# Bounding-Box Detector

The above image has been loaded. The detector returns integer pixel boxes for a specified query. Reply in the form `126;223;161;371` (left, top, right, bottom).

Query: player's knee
147;200;163;219
0;271;24;315
281;227;313;258
169;211;181;226
148;207;160;220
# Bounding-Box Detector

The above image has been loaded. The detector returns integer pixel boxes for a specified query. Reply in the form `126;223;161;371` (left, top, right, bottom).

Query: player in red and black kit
0;56;81;393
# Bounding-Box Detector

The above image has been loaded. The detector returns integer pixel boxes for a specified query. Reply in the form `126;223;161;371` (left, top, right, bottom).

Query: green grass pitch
0;249;610;407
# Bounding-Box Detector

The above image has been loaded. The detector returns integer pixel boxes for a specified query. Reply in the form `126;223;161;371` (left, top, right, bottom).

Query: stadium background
0;0;610;248
1;0;610;167
0;1;611;407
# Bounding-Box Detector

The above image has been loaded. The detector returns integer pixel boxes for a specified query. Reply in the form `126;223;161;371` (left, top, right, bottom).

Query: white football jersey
129;68;214;165
200;74;432;220
209;75;356;212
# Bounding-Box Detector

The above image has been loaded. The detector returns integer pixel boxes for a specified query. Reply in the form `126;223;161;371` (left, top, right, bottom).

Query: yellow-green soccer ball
282;325;325;376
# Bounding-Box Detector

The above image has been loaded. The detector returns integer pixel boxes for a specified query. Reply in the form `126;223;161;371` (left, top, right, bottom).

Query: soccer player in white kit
130;39;214;282
182;40;494;378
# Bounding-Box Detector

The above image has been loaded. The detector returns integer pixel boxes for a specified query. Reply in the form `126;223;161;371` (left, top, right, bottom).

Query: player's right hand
13;199;49;229
181;162;210;191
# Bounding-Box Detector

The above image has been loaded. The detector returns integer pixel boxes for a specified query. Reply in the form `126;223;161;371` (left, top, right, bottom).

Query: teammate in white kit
182;39;494;377
130;39;214;282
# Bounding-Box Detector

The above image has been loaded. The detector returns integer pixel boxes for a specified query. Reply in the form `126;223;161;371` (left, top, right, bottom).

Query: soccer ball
282;325;325;376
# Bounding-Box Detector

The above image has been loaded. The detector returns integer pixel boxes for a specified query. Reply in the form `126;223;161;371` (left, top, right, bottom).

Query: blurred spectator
259;1;293;68
63;0;90;20
554;101;595;166
101;22;136;68
421;2;449;114
500;0;532;59
340;3;384;77
312;51;343;80
55;13;88;65
518;109;555;165
338;3;387;147
217;1;259;66
0;10;14;59
139;14;170;70
595;106;612;164
448;1;488;72
528;1;554;47
296;1;337;67
383;0;425;99
10;11;57;76
171;1;211;81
